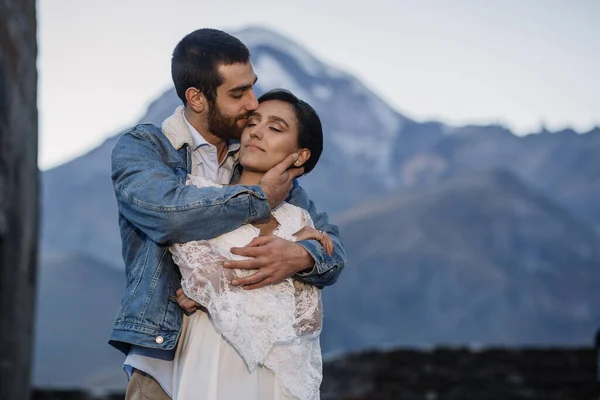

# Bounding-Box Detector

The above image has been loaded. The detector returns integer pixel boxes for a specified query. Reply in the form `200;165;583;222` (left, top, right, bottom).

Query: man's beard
207;104;248;140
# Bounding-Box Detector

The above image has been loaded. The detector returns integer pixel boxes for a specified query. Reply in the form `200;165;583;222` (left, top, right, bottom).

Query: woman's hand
176;288;201;314
293;226;334;256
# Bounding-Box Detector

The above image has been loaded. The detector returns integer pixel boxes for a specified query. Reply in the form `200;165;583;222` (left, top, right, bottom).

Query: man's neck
184;107;229;162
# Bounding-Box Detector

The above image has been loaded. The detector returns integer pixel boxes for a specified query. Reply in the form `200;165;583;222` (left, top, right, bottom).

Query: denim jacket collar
161;106;194;151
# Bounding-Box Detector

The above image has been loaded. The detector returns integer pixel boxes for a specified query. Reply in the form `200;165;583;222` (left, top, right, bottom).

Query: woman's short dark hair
257;89;323;175
171;29;250;106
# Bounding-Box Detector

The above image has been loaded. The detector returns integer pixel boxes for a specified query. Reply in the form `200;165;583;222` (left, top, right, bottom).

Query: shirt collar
183;113;241;154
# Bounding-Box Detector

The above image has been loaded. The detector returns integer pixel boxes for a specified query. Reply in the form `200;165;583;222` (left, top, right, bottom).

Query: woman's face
239;99;302;173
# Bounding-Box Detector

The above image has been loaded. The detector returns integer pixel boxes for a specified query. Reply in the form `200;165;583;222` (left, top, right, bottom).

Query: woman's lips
245;143;265;151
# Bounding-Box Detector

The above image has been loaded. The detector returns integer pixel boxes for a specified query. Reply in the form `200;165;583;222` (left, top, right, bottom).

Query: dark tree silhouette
0;1;39;399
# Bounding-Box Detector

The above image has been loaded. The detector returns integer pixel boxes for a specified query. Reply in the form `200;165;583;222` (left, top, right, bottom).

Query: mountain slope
392;122;600;227
33;253;126;390
322;170;600;351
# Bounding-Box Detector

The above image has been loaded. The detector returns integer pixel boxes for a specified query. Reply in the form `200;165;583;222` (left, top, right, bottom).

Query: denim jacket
109;121;346;354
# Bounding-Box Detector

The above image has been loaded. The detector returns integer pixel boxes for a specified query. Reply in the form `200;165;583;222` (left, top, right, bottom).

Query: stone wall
0;1;39;400
31;348;599;400
322;347;599;400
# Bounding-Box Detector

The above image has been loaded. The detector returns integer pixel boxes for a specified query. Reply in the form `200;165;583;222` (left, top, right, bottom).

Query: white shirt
123;117;240;398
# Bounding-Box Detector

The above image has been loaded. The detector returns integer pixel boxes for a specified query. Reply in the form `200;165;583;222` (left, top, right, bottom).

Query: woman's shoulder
273;201;304;217
273;202;314;234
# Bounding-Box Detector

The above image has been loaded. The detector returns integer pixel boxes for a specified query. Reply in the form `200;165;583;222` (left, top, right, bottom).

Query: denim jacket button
171;295;178;303
155;336;164;344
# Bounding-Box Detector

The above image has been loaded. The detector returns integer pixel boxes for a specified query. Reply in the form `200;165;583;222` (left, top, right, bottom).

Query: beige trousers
125;369;171;400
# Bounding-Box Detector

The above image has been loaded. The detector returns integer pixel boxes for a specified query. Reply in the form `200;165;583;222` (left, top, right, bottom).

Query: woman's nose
249;126;262;139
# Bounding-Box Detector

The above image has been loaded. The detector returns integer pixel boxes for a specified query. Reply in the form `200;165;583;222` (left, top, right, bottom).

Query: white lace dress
170;175;323;400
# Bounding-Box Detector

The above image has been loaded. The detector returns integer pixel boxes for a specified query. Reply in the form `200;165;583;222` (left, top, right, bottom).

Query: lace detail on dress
169;175;322;400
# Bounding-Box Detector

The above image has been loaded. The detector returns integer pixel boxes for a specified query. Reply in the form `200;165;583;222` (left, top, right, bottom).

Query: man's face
208;62;258;140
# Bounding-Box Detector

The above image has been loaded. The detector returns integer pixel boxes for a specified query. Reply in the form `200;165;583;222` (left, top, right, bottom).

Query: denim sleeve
286;182;346;287
111;128;271;244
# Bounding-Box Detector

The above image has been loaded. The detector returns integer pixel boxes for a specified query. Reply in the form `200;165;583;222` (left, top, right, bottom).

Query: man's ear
185;87;206;113
294;148;311;168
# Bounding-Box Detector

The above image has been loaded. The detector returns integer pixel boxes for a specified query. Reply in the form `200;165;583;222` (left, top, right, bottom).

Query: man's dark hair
171;29;250;106
258;89;323;175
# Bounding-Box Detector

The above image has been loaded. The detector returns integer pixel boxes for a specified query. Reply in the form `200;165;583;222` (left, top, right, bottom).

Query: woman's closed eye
246;116;260;127
269;126;282;132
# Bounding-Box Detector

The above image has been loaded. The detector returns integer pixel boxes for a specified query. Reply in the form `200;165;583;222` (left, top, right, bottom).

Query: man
110;28;346;399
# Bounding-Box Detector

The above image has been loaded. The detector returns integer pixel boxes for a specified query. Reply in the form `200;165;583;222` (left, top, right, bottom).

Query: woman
170;89;332;400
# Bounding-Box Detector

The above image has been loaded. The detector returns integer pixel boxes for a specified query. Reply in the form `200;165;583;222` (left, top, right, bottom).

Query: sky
38;0;600;169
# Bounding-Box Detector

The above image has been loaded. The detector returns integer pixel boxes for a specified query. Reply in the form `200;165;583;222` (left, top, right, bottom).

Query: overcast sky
38;0;600;169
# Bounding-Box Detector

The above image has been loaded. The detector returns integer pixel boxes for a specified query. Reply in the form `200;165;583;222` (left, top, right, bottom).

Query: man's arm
225;181;347;289
287;182;346;287
112;127;271;244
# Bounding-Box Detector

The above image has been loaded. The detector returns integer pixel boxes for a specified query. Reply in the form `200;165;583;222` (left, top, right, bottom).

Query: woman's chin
239;163;270;174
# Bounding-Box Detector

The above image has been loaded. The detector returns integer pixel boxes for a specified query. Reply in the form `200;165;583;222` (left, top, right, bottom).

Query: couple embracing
109;28;346;400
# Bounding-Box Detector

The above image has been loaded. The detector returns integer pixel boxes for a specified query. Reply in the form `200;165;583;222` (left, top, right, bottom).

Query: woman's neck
237;170;264;186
